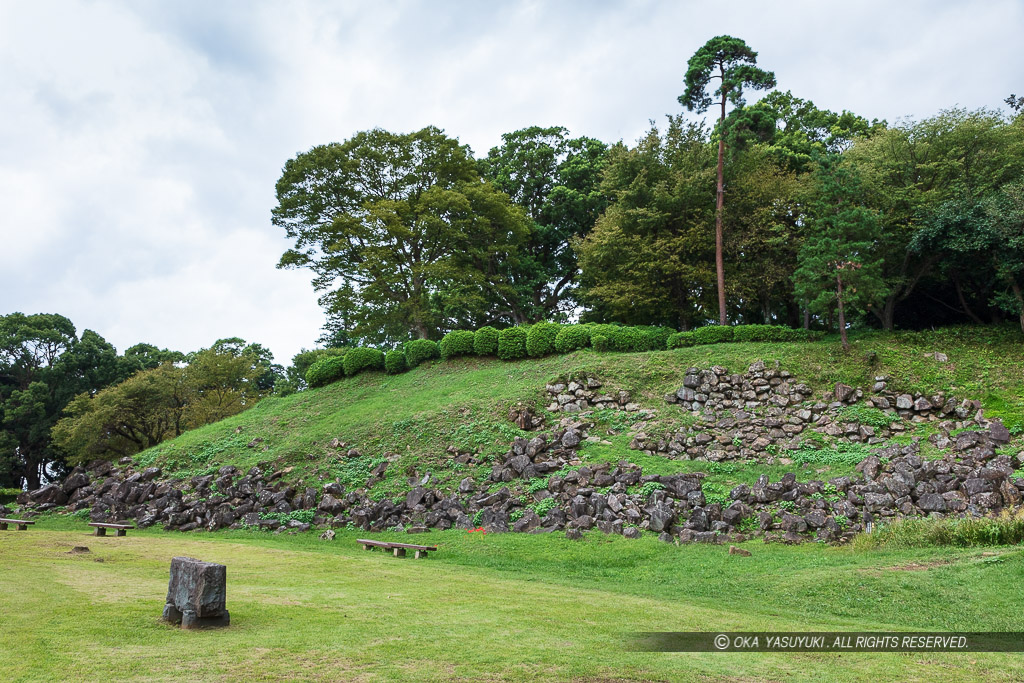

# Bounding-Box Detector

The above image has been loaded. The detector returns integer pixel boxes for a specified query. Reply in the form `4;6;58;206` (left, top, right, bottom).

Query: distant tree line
0;312;285;489
274;36;1024;347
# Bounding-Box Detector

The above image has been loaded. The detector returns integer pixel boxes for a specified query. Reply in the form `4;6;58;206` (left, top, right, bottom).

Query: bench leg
392;547;406;558
0;522;7;531
116;529;126;537
362;544;374;551
414;550;428;559
94;527;106;536
17;524;27;531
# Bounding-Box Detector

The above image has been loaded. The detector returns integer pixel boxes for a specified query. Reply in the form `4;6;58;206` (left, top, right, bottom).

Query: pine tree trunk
836;273;849;350
715;86;727;326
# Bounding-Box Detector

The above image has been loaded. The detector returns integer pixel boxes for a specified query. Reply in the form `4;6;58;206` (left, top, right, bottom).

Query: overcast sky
1;1;1021;365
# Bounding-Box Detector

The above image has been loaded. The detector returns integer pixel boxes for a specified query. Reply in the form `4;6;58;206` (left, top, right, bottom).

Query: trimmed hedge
667;325;816;349
473;326;500;355
691;325;734;345
300;321;819;386
526;322;561;357
638;326;674;351
305;355;346;388
732;324;818;342
497;326;528;360
405;339;440;368
439;330;475;359
342;347;385;376
554;325;590;353
384;349;408;374
611;326;643;352
667;331;696;349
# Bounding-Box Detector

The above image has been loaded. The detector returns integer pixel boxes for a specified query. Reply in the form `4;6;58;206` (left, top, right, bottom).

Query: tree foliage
0;314;133;488
52;343;271;464
793;156;888;347
479;126;608;321
273;126;531;344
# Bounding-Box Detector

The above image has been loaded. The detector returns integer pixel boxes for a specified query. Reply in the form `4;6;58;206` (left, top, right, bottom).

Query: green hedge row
307;323;818;388
667;325;819;349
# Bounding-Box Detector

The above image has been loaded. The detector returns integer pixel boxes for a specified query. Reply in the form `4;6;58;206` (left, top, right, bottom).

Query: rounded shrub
342;347;385;376
404;339;440;368
787;328;822;341
691;325;734;346
733;324;790;343
554;325;590;353
384;349;408;374
439;330;475;359
667;331;696;349
526;322;561;357
305;355;346;388
638;326;674;351
587;323;621;343
473;326;500;355
497;326;528;360
611;326;643;352
591;334;612;352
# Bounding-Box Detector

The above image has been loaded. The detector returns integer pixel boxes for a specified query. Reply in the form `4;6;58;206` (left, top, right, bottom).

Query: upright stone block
162;556;230;629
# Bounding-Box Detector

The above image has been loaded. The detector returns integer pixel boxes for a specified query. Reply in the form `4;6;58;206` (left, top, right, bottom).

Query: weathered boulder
161;557;229;629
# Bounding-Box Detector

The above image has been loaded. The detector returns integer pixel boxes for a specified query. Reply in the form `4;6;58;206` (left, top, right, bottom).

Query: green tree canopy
53;342;273;463
844;107;1024;329
723;91;884;173
479;126;608;321
273;126;531;344
577;118;717;328
0;314;131;488
793;156;888;348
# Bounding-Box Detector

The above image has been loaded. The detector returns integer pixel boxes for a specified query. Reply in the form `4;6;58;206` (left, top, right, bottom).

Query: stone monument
161;556;230;628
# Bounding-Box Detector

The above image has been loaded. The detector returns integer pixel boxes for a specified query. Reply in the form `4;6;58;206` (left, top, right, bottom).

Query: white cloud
1;0;1021;364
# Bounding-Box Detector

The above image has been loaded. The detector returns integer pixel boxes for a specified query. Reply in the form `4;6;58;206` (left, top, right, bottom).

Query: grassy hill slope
136;327;1024;501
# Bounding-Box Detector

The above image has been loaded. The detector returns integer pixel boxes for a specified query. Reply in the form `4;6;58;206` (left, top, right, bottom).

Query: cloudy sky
2;1;1021;365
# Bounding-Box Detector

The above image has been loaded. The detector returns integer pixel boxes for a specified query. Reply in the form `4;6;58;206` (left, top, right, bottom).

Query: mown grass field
2;518;1024;682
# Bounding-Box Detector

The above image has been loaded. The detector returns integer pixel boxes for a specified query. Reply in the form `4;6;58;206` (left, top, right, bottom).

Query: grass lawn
2;520;1022;682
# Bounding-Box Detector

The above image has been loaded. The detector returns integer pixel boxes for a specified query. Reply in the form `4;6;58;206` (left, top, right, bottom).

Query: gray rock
989;421;1012;445
162;557;229;628
647;504;674;533
833;383;855;403
917;493;946;512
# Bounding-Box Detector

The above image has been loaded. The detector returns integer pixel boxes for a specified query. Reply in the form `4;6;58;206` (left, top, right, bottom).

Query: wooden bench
357;538;437;559
89;522;135;537
0;518;35;531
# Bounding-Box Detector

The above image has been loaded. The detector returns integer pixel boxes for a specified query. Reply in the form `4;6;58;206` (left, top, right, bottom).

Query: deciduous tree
479;126;608;321
273;126;530;344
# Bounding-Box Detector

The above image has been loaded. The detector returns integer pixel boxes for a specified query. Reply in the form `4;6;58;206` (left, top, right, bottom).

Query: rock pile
632;363;987;461
14;418;1021;545
488;421;588;482
545;375;639;413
